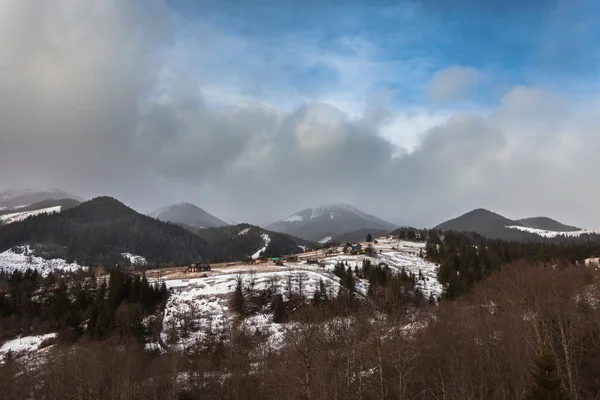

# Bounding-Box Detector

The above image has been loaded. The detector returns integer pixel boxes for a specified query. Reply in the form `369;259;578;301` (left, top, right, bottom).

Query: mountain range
0;190;83;226
266;203;397;242
0;196;315;268
434;208;597;240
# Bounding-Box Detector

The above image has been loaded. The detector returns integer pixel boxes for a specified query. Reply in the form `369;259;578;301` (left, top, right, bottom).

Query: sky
1;0;600;228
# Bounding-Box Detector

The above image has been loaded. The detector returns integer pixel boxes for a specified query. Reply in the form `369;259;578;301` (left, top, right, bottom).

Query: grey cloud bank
1;1;599;229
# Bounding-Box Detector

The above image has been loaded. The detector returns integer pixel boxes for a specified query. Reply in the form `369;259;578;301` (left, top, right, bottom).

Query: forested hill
425;230;600;299
190;224;315;262
0;197;209;266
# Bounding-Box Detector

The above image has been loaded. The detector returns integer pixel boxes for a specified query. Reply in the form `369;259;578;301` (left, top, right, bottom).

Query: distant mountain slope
0;197;209;266
435;209;518;237
0;189;84;209
435;208;594;241
0;198;81;225
193;224;315;262
151;202;227;229
516;217;580;232
267;203;397;241
333;228;390;244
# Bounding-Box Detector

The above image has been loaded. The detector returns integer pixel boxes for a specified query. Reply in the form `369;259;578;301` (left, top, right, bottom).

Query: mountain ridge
151;202;228;229
267;203;397;241
435;208;590;240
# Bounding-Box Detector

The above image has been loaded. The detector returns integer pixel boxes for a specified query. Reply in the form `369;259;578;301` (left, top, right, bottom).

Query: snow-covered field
0;245;87;276
0;333;56;364
0;205;61;224
159;239;441;352
161;270;342;351
507;225;600;238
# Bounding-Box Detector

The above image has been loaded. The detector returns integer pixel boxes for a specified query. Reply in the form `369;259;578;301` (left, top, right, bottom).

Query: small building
343;243;362;255
187;261;211;273
286;255;299;262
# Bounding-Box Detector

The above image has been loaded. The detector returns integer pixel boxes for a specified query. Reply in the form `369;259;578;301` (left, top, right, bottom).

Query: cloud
427;66;484;104
1;0;600;231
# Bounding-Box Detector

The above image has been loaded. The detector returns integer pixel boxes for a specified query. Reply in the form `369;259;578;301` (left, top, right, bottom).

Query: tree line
0;268;167;343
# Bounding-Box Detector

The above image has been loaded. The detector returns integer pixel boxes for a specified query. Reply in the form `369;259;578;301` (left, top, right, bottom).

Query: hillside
332;228;390;244
0;198;81;225
435;208;597;241
193;224;315;262
516;217;580;232
0;197;209;266
0;189;84;209
151;202;227;229
267;203;397;241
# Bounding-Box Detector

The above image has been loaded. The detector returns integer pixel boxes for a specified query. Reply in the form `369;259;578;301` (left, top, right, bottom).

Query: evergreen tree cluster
427;230;600;299
0;268;167;343
0;197;209;266
195;224;313;262
0;198;315;267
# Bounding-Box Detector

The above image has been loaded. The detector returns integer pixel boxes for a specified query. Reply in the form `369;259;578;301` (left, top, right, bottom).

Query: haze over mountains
0;189;83;226
434;208;598;240
0;189;83;209
151;203;228;229
2;187;600;264
266;203;397;242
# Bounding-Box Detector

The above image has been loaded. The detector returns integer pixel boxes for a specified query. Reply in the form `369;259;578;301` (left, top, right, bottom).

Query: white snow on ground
0;333;56;364
297;245;307;252
238;227;251;235
0;206;62;224
122;253;147;265
283;214;303;222
159;239;441;353
585;257;600;266
251;233;271;259
319;236;332;244
161;271;343;351
0;245;87;276
507;225;600;238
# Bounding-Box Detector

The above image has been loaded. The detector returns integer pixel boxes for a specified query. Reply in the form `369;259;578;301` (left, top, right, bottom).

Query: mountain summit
266;203;396;242
0;188;84;210
435;208;589;240
150;202;228;229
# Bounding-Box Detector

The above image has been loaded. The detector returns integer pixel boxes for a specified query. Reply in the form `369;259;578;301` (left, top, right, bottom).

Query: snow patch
283;214;303;222
238;228;251;236
0;206;62;224
319;236;332;244
0;245;87;276
0;333;56;364
507;225;600;238
251;233;271;259
121;253;147;265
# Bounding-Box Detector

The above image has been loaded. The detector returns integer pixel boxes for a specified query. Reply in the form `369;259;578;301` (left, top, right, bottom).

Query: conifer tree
525;353;570;400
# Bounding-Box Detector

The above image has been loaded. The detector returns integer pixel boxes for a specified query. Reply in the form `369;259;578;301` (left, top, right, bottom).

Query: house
187;261;211;273
285;255;299;262
343;243;362;255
